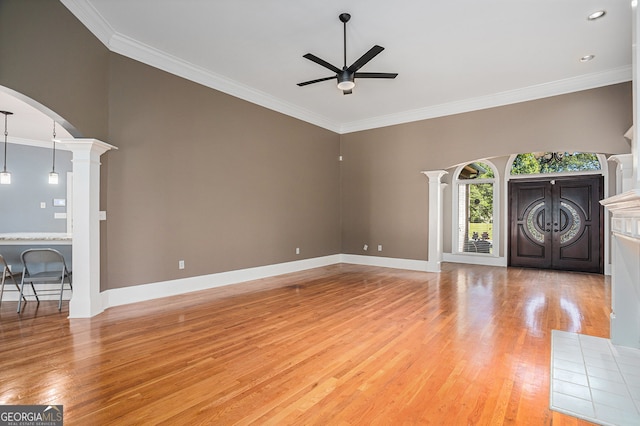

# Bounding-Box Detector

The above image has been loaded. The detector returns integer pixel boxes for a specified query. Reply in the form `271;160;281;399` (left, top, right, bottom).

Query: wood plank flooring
0;263;610;425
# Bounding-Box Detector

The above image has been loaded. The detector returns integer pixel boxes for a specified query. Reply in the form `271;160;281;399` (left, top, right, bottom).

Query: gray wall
0;144;72;233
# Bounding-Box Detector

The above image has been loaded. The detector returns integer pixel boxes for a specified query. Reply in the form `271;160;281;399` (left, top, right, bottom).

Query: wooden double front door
508;176;603;273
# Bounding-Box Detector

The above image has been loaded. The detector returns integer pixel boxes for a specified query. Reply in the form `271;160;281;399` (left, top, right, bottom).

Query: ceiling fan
297;13;398;95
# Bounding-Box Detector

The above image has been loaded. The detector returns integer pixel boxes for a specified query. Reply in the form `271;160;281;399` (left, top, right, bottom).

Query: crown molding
60;0;633;135
60;0;114;46
339;66;632;134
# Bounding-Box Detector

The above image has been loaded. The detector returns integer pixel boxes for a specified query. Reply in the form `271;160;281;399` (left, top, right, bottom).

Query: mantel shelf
600;189;640;216
601;190;640;241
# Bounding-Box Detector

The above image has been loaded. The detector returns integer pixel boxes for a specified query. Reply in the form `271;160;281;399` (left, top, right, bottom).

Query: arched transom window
510;152;601;175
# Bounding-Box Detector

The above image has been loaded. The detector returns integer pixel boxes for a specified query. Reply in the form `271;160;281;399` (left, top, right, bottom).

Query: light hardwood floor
0;263;610;425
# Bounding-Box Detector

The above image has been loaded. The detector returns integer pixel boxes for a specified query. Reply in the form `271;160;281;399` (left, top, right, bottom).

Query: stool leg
0;271;6;307
17;276;25;313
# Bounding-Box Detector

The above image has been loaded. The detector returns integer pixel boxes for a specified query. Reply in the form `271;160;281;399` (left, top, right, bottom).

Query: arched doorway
0;86;116;317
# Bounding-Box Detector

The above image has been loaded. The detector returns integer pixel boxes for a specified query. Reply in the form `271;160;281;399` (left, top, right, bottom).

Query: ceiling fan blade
303;53;342;74
297;76;336;87
346;45;384;73
354;72;398;79
342;89;352;95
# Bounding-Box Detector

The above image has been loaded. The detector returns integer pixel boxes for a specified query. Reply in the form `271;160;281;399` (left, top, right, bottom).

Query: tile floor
550;330;640;425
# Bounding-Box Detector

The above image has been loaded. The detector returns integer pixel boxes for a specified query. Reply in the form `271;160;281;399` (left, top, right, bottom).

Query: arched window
510;152;601;175
453;161;498;255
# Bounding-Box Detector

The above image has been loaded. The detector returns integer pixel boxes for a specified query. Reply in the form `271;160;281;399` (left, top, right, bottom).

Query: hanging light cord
52;121;57;173
2;113;7;173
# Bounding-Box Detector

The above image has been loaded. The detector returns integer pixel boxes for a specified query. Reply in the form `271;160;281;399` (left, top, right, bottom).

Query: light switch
40;202;46;209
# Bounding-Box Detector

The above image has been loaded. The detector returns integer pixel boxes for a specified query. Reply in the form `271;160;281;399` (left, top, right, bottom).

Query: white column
422;170;448;272
609;154;634;194
58;139;117;318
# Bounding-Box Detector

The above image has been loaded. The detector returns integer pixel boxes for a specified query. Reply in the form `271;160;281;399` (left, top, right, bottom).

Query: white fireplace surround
600;188;640;349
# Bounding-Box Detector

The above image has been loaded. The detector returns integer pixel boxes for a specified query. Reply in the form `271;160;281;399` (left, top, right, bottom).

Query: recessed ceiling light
580;54;595;62
587;10;606;20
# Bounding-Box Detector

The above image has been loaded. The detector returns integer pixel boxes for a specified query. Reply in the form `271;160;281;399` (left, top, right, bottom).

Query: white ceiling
4;0;634;140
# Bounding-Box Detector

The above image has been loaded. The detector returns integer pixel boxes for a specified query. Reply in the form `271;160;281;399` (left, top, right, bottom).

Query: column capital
421;170;448;183
57;138;118;156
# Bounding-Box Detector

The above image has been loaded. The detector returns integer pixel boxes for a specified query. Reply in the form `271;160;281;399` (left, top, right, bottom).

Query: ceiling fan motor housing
337;70;355;90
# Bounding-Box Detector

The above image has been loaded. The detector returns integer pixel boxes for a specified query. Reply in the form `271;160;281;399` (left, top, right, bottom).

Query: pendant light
0;110;13;185
49;120;59;184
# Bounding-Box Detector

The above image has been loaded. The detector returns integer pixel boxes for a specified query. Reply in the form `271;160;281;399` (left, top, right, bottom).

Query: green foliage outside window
468;183;493;224
511;152;600;175
460;162;494;226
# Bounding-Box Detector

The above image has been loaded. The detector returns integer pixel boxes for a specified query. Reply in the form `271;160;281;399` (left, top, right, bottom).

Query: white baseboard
101;254;342;310
6;254;437;308
101;253;442;310
340;254;440;272
442;253;508;267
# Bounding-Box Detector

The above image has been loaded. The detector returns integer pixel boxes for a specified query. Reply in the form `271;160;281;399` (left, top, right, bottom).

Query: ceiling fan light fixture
337;80;355;91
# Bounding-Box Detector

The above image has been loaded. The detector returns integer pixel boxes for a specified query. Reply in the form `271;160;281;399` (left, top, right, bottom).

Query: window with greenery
456;162;495;255
510;152;601;175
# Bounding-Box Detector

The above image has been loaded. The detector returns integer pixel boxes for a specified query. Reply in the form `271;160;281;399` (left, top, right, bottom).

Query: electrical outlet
378;245;383;251
363;244;368;251
178;260;185;270
296;247;300;255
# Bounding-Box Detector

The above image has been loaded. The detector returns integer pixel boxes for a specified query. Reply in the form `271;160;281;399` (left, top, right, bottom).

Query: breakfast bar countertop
0;233;73;244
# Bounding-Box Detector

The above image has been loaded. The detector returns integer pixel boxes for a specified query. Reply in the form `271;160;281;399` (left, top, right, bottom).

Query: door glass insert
526;202;545;243
559;201;581;244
